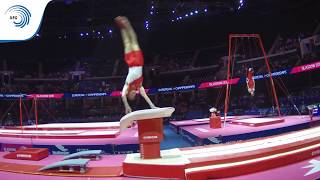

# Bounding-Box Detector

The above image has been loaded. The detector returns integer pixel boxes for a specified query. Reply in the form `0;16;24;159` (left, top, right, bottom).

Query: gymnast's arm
121;84;132;114
140;86;157;109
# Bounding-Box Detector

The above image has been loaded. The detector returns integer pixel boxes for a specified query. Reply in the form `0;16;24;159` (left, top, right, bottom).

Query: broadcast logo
5;5;31;28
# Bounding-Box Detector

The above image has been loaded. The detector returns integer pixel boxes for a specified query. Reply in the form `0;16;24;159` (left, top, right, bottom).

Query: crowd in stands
274;36;301;54
279;87;320;115
1;83;319;126
0;33;320;125
2;33;318;93
146;52;195;73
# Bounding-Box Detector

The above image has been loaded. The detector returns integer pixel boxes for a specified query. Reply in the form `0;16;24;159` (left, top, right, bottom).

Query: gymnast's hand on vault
150;104;159;109
125;106;132;114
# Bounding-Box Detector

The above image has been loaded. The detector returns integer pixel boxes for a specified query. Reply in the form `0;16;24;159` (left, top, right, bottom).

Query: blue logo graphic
5;5;31;28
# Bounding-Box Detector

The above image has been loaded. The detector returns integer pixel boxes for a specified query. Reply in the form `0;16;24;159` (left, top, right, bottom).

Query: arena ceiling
1;0;319;60
42;0;319;31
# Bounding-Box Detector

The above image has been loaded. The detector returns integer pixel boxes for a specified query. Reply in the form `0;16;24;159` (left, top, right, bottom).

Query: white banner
0;0;52;42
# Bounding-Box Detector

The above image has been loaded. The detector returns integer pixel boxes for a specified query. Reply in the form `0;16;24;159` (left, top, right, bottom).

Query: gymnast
246;67;255;96
115;16;157;114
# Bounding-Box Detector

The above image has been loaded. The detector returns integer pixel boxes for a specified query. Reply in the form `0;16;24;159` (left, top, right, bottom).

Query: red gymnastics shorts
125;50;144;67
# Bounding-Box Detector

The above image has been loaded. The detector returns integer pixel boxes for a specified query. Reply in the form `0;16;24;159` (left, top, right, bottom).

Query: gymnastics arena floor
172;115;320;145
0;155;319;180
0;115;319;179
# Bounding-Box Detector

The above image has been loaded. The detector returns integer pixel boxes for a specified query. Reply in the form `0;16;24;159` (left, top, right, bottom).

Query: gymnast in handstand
115;16;157;114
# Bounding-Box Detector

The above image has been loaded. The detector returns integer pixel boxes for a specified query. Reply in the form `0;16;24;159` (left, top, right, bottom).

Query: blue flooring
160;124;192;150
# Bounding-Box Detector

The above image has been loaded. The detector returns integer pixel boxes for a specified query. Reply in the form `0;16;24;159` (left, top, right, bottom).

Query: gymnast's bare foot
114;16;129;28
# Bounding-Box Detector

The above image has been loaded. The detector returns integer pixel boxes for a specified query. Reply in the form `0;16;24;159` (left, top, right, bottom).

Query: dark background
1;0;319;61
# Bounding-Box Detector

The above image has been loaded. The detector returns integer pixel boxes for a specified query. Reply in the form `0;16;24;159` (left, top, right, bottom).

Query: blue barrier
32;145;114;155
